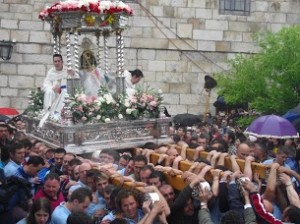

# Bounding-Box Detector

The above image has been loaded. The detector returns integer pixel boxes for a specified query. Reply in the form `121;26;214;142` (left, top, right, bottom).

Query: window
219;0;250;16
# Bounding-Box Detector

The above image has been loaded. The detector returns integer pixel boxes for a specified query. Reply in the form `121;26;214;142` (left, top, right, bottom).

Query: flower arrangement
122;86;164;120
24;88;44;116
39;0;133;21
70;86;120;123
69;86;164;123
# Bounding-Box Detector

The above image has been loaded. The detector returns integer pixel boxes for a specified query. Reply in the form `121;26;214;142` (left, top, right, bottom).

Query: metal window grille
219;0;250;16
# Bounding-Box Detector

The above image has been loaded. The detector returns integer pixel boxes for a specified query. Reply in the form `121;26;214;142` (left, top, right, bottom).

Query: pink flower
149;100;158;107
77;105;83;112
130;96;137;104
146;95;154;101
81;116;87;121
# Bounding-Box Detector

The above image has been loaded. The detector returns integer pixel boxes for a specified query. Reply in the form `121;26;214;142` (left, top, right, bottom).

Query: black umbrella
173;113;202;127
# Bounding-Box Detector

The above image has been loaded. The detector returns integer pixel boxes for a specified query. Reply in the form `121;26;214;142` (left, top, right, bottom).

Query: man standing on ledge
124;69;144;97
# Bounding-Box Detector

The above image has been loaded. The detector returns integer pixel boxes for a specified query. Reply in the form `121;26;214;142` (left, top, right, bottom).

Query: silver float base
24;116;172;154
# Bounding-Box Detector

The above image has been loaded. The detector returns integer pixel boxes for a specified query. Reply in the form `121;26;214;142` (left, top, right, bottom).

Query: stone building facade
0;0;299;115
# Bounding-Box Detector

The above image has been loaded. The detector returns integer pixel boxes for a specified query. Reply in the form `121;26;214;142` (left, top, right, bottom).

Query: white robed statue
79;49;110;97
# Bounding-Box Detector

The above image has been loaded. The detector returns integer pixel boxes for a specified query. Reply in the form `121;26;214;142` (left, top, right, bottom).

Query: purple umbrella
244;114;299;139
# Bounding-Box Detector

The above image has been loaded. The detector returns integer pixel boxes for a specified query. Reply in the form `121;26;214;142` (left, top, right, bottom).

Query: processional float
24;0;172;154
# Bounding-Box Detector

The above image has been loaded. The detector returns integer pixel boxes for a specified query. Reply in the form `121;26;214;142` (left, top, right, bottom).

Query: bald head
236;143;251;160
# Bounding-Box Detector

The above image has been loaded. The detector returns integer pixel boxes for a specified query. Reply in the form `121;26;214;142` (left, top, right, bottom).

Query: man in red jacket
34;173;65;211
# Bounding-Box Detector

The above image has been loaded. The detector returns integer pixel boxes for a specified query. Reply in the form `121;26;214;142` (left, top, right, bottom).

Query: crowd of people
0;109;300;224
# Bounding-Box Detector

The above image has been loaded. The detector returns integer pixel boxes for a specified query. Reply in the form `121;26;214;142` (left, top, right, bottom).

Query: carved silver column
96;31;101;68
66;32;72;70
73;31;80;76
116;30;125;96
104;33;109;75
62;93;73;126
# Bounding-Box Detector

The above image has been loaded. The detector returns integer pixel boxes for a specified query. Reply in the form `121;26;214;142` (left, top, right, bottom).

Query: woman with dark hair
17;198;52;224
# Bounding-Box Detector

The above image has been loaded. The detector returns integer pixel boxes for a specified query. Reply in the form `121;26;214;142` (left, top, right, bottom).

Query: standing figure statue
79;50;107;97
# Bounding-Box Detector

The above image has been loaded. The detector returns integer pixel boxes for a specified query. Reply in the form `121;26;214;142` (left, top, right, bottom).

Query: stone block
9;75;34;88
223;31;242;41
131;38;169;49
147;82;170;92
180;94;200;104
183;72;200;83
163;6;175;18
191;83;203;94
255;1;268;11
156;50;180;61
163;93;180;104
270;23;287;32
193;30;223;41
148;61;166;71
228;21;250;32
35;77;44;87
166;60;188;73
0;75;8;87
247;12;265;22
19;89;32;97
11;30;29;42
0;3;9;11
139;49;156;60
187;105;202;115
177;23;193;38
11;97;28;110
286;14;299;24
41;45;54;55
166;104;187;115
188;0;206;7
23;54;51;65
20;21;43;31
215;41;231;52
143;72;156;82
150;6;164;17
170;83;191;94
153;28;176;39
177;7;195;18
0;97;10;107
0;12;15;19
29;31;52;43
168;39;197;50
10;4;33;13
1;88;18;96
198;41;216;51
265;13;286;23
1;64;16;74
18;64;45;76
132;17;155;27
231;42;261;53
206;20;228;30
196;8;213;19
242;32;254;42
1;19;18;29
17;43;42;54
142;27;153;38
171;0;188;7
156;72;182;83
0;30;10;40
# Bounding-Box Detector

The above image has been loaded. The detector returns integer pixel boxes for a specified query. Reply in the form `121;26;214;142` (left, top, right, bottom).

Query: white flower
96;115;101;120
124;100;130;107
126;108;133;114
118;114;123;119
104;118;111;123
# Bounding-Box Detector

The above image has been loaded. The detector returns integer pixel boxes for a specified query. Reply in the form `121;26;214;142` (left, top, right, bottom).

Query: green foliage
237;115;258;130
24;88;44;116
216;26;300;114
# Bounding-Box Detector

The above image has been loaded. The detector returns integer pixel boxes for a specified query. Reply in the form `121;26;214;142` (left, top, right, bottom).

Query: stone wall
0;0;299;115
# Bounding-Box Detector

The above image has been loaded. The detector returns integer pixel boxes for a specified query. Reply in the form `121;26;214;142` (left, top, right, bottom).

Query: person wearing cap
124;69;144;97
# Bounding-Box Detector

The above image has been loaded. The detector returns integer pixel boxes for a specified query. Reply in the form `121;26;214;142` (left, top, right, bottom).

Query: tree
216;25;300;115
